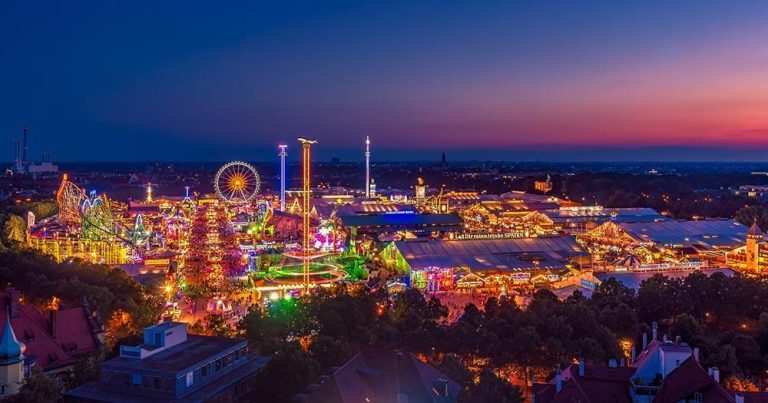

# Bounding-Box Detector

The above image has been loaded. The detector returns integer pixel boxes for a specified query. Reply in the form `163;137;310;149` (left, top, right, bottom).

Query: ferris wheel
214;161;261;203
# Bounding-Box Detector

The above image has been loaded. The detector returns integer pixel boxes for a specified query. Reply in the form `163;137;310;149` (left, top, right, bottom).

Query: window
215;358;222;371
1;384;5;395
122;373;130;386
132;373;142;386
153;377;161;390
185;371;193;387
201;365;208;378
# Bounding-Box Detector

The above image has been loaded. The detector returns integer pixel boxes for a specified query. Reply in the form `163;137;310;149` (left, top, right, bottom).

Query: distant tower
441;151;446;171
415;177;426;206
12;139;20;173
0;309;25;396
182;186;192;204
298;137;317;288
746;222;763;272
22;127;28;167
365;136;371;198
279;145;288;211
146;182;153;203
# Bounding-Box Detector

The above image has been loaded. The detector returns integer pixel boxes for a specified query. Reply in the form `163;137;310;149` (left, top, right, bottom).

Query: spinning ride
214;161;261;204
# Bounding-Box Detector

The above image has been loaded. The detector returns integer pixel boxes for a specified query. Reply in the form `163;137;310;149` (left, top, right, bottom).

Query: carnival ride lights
214;161;261;203
278;145;288;211
298;137;317;288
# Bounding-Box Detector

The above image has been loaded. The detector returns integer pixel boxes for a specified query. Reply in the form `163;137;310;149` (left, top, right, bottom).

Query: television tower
146;182;153;203
298;137;317;288
365;136;371;198
278;144;288;211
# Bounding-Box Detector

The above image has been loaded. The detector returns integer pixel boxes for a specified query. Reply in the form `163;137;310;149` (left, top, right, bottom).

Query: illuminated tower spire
182;186;191;203
278;144;288;211
298;137;317;289
365;136;371;198
146;182;153;203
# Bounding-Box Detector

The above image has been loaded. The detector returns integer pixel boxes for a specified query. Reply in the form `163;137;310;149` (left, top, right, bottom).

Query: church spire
0;309;24;365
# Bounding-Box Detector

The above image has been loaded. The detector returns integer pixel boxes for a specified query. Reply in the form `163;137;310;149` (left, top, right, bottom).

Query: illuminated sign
454;232;526;240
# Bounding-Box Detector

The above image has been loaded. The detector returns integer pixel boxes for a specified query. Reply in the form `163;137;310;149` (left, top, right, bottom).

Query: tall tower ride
298;137;317;288
279;144;288;211
365;136;371;198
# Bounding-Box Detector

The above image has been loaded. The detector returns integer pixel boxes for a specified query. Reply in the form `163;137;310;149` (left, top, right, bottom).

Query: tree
2;215;26;246
249;343;319;403
5;368;61;403
461;368;523;403
308;335;355;369
670;313;702;343
735;205;768;231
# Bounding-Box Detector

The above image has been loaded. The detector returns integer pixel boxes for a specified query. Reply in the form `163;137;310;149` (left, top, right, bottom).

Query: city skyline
3;1;768;161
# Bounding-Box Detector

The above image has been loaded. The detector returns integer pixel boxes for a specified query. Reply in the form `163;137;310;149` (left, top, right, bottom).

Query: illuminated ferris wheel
214;161;261;203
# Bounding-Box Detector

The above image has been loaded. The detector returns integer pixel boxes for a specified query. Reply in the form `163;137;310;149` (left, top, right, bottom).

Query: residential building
300;348;462;402
66;321;268;402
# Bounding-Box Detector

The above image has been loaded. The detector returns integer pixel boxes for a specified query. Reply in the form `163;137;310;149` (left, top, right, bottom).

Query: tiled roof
306;348;461;402
655;357;734;403
0;291;102;371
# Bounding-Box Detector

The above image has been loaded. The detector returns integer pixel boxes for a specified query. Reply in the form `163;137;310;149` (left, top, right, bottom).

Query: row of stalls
379;236;598;295
577;219;750;271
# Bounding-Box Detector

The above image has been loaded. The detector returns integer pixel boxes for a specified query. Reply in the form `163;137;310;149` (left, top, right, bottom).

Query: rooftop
339;213;463;228
394;236;588;272
105;334;244;374
619;219;747;248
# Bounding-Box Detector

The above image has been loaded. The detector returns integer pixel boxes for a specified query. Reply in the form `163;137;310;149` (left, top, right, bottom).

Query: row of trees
233;271;768;401
236;285;522;402
0;250;164;343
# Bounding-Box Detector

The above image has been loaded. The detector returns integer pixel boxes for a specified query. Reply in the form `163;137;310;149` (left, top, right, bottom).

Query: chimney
50;309;57;338
712;367;720;383
735;393;745;403
555;370;563;393
7;286;21;318
22;126;28;165
578;358;585;377
693;348;700;362
620;358;626;367
631;346;637;363
652;321;658;340
708;367;714;377
675;335;681;344
663;334;668;343
642;332;648;350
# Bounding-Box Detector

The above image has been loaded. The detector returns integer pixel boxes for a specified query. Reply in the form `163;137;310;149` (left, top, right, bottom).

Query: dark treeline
0;250;164;341
236;272;768;402
526;172;762;220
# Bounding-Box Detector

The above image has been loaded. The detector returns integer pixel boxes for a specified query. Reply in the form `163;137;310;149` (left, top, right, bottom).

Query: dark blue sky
3;1;768;162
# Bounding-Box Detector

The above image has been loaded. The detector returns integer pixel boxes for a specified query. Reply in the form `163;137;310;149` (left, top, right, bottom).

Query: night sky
2;1;768;162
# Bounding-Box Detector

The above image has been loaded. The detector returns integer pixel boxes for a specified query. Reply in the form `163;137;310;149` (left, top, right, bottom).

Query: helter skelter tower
298;137;317;288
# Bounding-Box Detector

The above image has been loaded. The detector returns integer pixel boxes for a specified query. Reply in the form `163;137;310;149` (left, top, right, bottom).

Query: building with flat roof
65;321;268;402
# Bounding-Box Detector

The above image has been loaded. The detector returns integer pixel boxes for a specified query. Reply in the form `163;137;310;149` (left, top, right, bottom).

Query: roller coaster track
78;200;141;253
